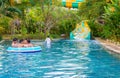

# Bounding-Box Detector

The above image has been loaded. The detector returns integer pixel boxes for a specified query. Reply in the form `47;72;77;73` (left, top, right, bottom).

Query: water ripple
0;40;120;77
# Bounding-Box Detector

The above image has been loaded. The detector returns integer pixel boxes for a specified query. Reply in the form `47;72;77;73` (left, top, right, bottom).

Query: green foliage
0;0;22;18
78;0;120;41
24;6;43;34
20;26;27;35
101;25;112;39
0;15;11;34
23;5;77;38
4;0;118;40
78;0;106;21
51;8;77;36
77;0;106;39
88;20;107;38
11;32;46;39
0;35;2;41
4;7;22;18
0;26;5;34
103;0;120;40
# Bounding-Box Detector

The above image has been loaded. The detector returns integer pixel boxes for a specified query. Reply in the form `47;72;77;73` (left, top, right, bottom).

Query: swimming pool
0;40;120;78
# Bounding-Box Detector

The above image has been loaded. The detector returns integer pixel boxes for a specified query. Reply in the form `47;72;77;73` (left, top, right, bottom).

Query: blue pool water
0;40;120;78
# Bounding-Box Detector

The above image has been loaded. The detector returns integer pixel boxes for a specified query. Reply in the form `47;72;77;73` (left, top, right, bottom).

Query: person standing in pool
12;38;19;47
45;36;51;48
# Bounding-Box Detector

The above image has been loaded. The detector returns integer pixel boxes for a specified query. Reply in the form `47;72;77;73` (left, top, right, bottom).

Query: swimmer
18;39;33;47
12;38;18;47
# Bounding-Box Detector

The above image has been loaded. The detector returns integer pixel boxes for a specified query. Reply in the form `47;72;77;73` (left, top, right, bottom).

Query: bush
11;33;46;40
0;16;11;34
0;35;2;41
0;26;5;34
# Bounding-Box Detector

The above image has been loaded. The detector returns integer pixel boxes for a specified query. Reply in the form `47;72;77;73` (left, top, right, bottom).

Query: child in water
12;38;19;47
45;36;51;48
23;39;33;47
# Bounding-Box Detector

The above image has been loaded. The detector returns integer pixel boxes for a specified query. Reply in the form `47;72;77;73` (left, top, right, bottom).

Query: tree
103;0;120;40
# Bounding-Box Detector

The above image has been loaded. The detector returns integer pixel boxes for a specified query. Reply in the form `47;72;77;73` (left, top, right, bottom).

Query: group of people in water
12;38;33;47
12;36;51;48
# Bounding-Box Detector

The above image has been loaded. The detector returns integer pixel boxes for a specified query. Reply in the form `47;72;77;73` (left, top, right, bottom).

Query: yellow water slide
70;21;91;40
62;0;91;40
62;0;84;8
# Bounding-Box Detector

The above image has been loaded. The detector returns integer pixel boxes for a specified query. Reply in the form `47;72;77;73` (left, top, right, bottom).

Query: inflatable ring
7;46;42;53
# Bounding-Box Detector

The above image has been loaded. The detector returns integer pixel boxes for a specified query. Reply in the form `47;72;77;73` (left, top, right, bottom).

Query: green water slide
70;21;91;40
62;0;84;8
61;0;91;40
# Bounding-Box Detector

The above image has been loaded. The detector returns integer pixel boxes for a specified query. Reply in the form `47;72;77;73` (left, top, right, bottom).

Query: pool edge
95;38;120;54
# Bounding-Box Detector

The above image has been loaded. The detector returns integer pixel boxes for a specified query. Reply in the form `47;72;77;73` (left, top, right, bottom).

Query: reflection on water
0;40;120;78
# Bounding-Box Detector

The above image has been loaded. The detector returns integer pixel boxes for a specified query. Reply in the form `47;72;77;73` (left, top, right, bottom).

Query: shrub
0;35;2;41
0;26;5;34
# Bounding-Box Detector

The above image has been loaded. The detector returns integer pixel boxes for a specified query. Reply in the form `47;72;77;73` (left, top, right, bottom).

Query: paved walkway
95;38;120;54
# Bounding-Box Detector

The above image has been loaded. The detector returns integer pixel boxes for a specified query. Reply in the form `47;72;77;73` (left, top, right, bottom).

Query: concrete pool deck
95;38;120;54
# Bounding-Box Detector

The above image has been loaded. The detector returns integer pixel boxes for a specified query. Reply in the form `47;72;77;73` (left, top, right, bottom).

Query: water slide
70;21;91;40
62;0;91;40
62;0;84;8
